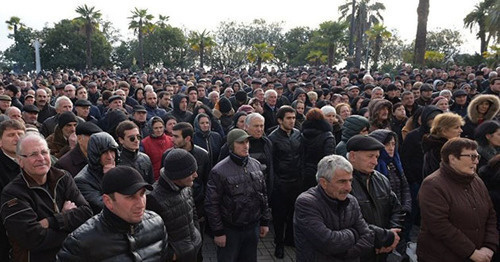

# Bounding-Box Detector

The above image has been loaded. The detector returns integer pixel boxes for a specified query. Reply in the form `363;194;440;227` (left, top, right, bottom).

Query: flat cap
346;135;385;152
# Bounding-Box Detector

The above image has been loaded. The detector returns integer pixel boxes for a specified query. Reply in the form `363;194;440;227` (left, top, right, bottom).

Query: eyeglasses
459;154;481;161
19;150;50;159
127;135;142;142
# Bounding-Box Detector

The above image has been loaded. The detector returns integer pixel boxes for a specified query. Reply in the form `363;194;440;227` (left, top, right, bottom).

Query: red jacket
141;134;174;180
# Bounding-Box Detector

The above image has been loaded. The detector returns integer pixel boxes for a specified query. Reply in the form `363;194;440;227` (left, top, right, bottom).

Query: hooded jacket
462;94;500;139
336;115;370;157
46;125;71;158
400;106;443;184
75;132;119;214
193;114;224;167
368;99;393;132
169;94;193;123
300;119;336;190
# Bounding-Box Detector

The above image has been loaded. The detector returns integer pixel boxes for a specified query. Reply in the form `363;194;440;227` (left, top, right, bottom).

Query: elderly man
116;120;154;184
75;132;119;214
0;133;92;262
58;166;168;261
46;111;78;158
0;120;25;261
346;135;404;262
55;122;102;177
0;95;12;114
294;154;374;261
148;149;202;262
262;89;278;133
205;129;271;262
5;106;23;123
41;96;83;137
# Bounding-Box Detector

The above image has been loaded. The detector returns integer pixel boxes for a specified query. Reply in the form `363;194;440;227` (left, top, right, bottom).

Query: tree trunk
414;0;429;65
85;24;92;69
479;29;487;54
200;40;205;68
373;36;381;71
328;44;334;68
138;21;144;69
354;8;366;68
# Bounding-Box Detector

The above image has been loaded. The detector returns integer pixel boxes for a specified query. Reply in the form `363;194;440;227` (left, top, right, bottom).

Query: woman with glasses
422;112;465;178
418;138;498;262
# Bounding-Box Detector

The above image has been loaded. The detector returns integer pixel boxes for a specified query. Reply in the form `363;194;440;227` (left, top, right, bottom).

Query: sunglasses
127;135;142;142
459;154;481;161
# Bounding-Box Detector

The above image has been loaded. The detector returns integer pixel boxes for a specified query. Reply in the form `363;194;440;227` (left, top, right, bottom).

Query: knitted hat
219;97;232;113
102;166;153;195
58;111;78;127
346;135;385;152
235;90;247;102
163;149;198;180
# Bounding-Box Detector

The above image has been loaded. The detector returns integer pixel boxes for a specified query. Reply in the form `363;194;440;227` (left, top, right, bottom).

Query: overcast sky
1;0;482;55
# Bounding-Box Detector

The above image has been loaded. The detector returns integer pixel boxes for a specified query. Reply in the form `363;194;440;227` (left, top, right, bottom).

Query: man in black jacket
205;128;271;262
58;166;168;261
148;149;202;262
294;154;374;261
347;135;404;262
116;120;154;184
1;133;92;262
0;120;25;262
268;106;301;258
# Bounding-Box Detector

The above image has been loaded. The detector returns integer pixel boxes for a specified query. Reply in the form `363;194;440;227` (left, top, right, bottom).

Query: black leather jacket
205;153;271;236
147;172;202;261
119;147;154;184
268;127;301;183
57;208;167;261
350;169;404;256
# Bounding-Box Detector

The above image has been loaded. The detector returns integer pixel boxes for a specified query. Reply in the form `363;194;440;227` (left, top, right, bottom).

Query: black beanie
163;149;198;180
58;111;78;127
219;97;232;113
235;90;247;102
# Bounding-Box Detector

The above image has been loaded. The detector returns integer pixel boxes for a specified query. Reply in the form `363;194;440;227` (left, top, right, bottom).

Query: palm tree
366;24;391;71
128;8;155;69
74;4;102;69
414;0;429;65
306;50;327;67
5;16;25;41
247;42;275;70
188;30;216;68
316;21;348;68
339;0;385;68
464;0;495;54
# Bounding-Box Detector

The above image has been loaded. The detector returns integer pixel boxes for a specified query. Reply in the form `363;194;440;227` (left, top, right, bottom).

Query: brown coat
417;162;499;261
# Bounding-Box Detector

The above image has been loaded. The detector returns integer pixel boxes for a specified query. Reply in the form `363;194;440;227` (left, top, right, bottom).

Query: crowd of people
0;64;499;262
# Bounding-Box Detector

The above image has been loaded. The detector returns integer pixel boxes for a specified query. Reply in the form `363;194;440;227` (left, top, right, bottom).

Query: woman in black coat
300;108;336;191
